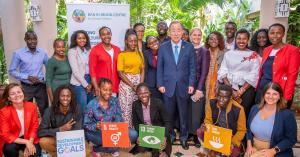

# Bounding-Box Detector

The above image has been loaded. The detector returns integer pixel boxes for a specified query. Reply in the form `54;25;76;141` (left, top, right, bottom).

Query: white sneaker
111;151;120;157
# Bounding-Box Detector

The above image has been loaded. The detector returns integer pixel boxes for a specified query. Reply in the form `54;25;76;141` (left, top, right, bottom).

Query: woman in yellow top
117;29;144;127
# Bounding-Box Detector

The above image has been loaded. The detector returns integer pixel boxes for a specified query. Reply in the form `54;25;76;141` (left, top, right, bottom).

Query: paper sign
101;122;130;147
203;124;232;155
139;124;165;149
56;130;86;157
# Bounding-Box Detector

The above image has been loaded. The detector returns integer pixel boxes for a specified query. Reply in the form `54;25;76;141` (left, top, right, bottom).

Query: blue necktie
174;45;179;64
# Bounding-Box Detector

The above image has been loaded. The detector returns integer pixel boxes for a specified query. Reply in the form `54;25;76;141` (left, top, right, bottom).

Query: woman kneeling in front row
38;85;91;157
0;83;41;157
83;78;138;157
245;82;297;157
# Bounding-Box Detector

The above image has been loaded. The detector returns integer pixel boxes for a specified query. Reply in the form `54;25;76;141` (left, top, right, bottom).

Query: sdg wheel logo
72;9;85;23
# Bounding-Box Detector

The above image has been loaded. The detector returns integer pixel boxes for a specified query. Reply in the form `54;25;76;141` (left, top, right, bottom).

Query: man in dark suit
157;21;196;150
131;83;172;157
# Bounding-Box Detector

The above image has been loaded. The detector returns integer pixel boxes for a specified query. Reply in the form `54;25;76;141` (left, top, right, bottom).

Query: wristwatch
274;146;280;153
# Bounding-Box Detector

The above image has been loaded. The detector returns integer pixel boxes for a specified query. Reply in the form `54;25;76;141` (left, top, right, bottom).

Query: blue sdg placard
56;130;86;157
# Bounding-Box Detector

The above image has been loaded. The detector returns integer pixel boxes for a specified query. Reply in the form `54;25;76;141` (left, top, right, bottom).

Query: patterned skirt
118;74;141;128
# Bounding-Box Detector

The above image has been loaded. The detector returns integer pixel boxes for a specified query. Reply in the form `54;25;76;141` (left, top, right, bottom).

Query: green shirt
46;56;71;92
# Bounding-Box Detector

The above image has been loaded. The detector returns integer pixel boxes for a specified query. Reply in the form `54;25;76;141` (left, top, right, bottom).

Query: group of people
0;19;299;157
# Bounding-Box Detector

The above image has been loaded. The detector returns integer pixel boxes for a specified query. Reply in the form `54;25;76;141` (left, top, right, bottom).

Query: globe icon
72;9;85;23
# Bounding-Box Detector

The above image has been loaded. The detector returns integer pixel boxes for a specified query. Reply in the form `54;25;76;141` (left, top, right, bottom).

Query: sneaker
111;151;120;157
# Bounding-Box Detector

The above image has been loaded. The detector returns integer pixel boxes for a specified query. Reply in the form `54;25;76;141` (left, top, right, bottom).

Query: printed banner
66;3;130;49
139;124;165;149
101;122;130;147
203;124;232;155
56;130;86;157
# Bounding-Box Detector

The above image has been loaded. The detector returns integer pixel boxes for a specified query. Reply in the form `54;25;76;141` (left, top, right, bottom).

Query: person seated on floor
130;83;172;157
0;83;41;157
38;85;91;157
197;84;246;157
83;78;138;157
245;82;297;157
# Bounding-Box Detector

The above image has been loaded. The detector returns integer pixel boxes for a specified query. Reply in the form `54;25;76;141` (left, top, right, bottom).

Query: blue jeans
72;74;94;111
86;128;138;153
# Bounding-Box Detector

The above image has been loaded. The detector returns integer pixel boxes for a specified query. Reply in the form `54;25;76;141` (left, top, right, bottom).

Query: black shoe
129;145;139;155
151;150;160;157
193;135;201;148
181;141;189;150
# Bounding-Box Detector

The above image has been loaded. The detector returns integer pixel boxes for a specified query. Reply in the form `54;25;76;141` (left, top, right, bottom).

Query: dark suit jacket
247;105;297;157
195;47;210;91
132;98;171;137
157;40;196;97
144;49;157;88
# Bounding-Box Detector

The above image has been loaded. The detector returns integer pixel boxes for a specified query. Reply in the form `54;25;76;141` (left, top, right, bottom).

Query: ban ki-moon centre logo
72;9;86;23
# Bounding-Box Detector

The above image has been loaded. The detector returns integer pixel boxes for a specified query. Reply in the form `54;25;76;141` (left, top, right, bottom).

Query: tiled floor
99;145;200;157
98;145;300;157
97;115;300;157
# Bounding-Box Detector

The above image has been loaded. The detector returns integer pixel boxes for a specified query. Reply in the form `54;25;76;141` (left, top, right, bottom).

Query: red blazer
0;101;39;144
257;44;300;100
89;43;120;93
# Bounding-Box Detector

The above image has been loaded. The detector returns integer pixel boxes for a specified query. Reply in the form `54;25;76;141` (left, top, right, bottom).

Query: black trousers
188;94;205;134
163;87;189;142
21;82;48;116
3;142;41;157
240;86;255;118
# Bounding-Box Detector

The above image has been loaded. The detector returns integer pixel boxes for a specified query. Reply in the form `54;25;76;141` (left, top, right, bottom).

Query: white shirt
218;49;261;90
171;40;182;55
270;49;280;56
16;109;25;137
225;40;235;50
106;48;114;70
81;48;89;74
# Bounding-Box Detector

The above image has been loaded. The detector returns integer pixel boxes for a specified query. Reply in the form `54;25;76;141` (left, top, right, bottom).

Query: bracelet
274;146;280;153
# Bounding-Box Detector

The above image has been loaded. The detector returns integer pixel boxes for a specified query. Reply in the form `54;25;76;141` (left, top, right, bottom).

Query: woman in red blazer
0;83;41;157
89;26;121;96
256;23;300;109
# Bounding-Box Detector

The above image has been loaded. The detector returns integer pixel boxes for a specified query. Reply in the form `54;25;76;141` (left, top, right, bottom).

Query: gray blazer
68;46;91;87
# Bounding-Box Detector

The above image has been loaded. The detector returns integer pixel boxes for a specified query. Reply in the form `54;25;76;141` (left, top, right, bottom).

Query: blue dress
255;56;274;103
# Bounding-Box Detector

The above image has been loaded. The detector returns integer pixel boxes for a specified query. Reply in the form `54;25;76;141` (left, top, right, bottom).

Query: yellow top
117;51;144;74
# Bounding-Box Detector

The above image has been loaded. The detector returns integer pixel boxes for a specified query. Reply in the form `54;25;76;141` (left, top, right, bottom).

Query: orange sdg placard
203;124;232;155
101;122;130;148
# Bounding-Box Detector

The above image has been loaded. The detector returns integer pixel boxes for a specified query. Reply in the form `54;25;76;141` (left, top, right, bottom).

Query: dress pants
21;82;48;116
3;142;41;157
240;86;255;118
188;95;205;134
163;86;189;142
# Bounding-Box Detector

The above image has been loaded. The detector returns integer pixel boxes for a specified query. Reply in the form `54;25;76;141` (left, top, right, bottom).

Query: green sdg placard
139;124;165;149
